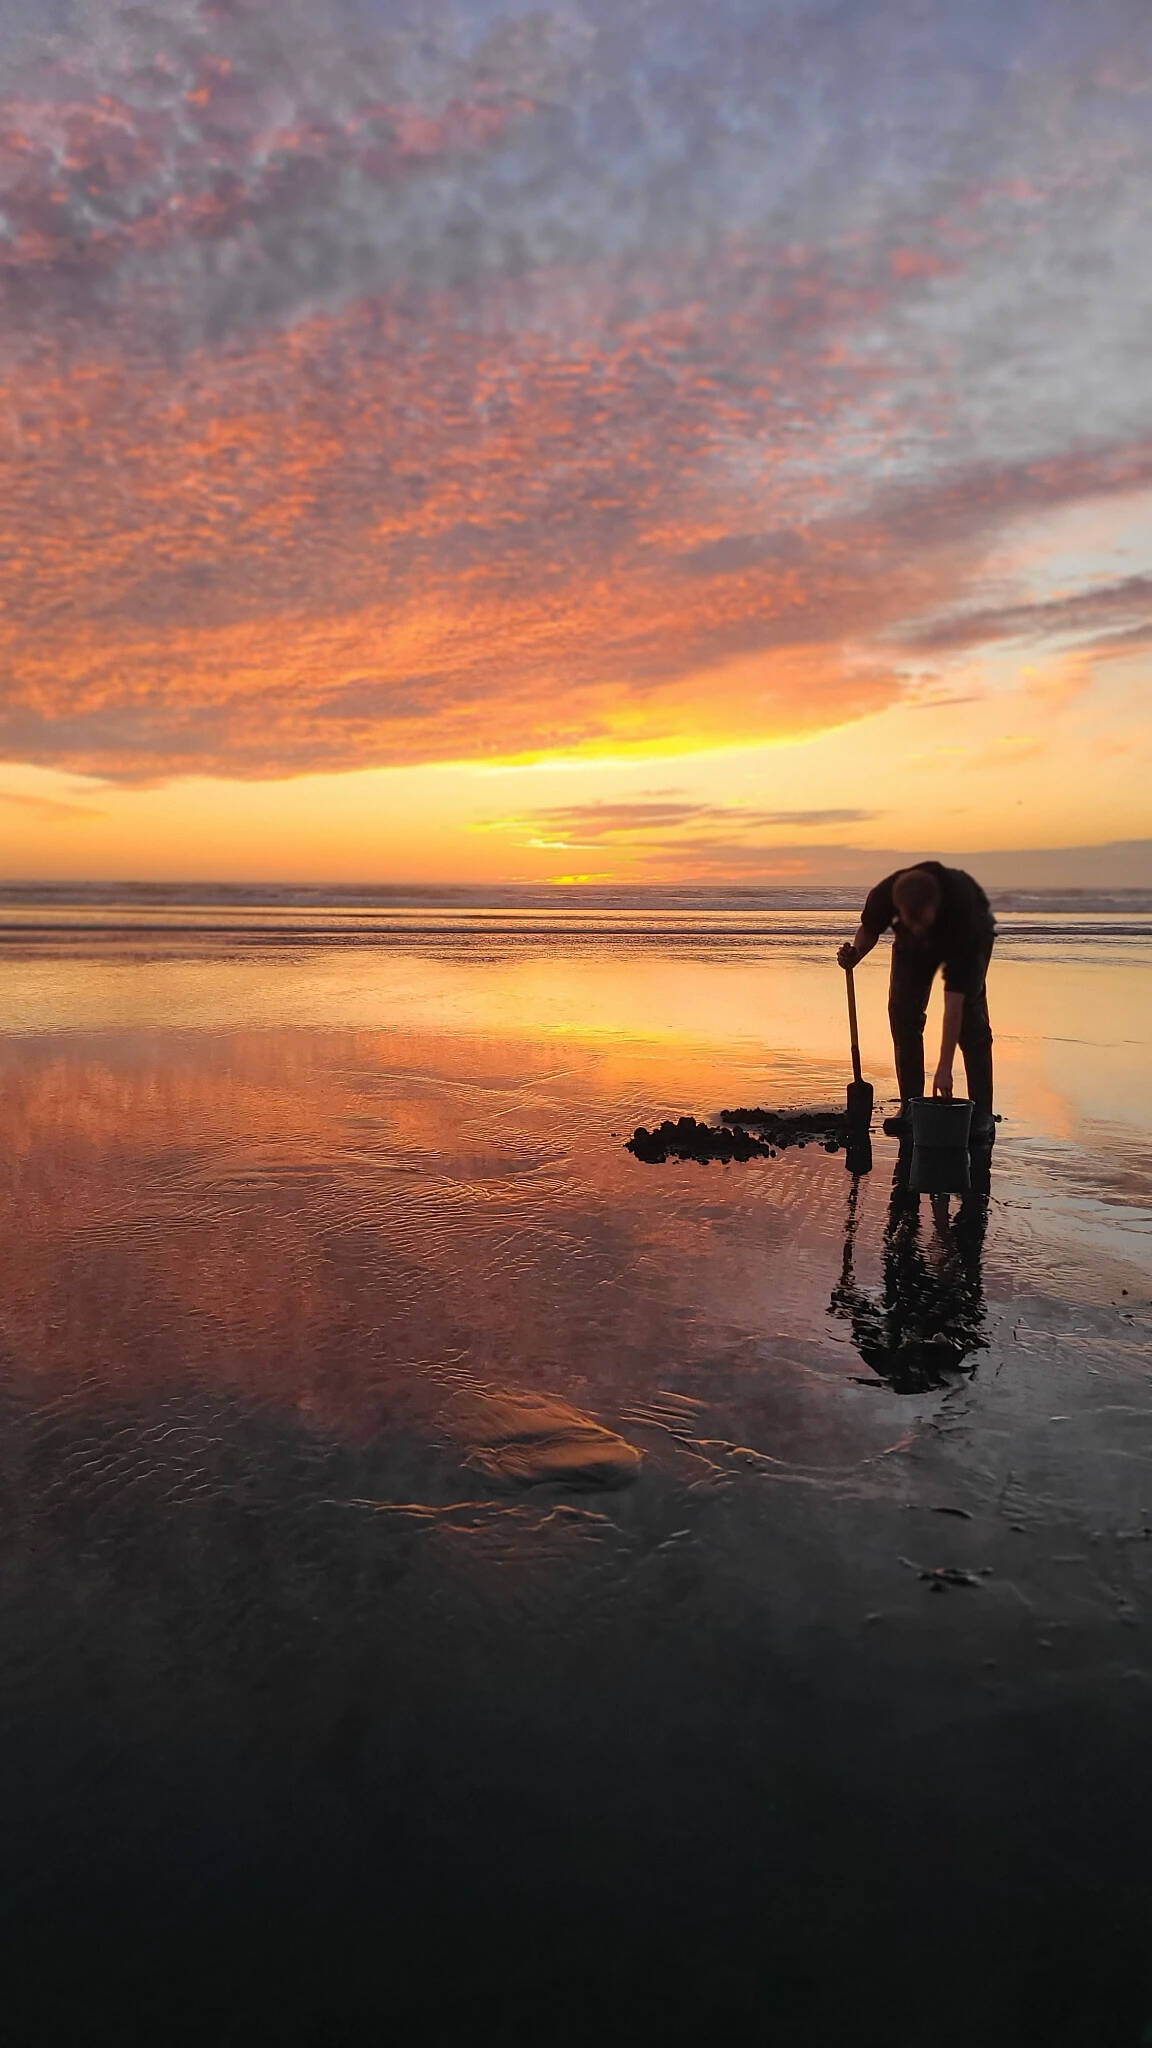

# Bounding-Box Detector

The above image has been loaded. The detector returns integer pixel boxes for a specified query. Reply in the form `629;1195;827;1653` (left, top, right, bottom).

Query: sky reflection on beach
0;922;1147;1440
2;923;1152;2043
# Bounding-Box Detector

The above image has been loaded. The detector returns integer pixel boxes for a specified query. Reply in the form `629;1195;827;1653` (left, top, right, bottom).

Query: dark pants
888;936;994;1111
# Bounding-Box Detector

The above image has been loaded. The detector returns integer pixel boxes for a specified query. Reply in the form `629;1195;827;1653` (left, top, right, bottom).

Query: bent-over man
837;861;996;1144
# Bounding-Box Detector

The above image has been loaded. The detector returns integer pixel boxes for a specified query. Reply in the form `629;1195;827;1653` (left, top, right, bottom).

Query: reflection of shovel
838;1170;863;1291
845;1131;873;1176
844;964;874;1128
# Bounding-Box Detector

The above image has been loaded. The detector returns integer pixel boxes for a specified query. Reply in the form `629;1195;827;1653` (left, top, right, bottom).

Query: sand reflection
0;1022;931;1488
0;924;1147;1513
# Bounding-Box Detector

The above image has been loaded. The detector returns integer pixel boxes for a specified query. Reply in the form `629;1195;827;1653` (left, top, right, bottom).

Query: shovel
844;963;874;1128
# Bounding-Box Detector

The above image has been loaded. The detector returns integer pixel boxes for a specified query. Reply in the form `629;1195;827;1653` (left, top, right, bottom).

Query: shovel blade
847;1079;874;1125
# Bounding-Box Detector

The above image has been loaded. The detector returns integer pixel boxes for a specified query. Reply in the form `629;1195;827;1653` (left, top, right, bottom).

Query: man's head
892;866;941;939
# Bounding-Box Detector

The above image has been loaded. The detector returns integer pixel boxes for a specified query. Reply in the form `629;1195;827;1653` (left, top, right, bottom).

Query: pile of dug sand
627;1107;853;1164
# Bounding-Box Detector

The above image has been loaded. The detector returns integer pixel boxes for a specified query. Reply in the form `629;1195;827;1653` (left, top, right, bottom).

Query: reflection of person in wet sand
829;1150;989;1394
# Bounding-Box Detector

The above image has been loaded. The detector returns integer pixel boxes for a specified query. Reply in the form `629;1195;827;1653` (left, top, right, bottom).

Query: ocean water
0;891;1150;2046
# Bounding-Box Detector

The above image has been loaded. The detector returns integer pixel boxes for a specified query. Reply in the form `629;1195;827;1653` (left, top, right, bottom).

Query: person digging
837;862;997;1146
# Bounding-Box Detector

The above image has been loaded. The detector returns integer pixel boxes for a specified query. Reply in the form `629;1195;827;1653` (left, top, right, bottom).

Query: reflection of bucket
910;1096;973;1148
909;1144;971;1195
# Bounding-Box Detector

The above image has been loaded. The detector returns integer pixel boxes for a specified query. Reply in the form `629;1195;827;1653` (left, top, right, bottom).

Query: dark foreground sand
0;924;1149;2045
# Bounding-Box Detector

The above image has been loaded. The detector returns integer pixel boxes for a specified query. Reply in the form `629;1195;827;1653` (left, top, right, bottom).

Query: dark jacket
861;863;995;997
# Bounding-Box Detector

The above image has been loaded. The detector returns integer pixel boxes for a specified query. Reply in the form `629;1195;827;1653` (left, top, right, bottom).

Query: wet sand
0;909;1150;2044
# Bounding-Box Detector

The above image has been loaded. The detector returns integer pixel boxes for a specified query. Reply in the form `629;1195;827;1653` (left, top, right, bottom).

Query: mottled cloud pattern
1;0;1150;779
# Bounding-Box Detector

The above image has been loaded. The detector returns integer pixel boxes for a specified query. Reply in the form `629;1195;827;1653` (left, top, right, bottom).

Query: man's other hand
837;943;859;970
932;1063;954;1098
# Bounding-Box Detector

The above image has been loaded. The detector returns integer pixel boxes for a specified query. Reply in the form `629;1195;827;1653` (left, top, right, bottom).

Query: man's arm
936;899;989;1090
838;874;895;968
933;991;965;1097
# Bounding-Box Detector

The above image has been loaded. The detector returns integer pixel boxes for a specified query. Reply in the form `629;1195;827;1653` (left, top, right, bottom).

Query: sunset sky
1;0;1149;885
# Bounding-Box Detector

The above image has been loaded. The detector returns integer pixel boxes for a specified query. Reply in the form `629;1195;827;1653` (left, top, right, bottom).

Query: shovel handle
844;964;863;1086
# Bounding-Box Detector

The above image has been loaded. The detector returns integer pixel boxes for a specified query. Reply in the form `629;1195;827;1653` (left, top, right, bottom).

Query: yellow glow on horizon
0;613;1148;887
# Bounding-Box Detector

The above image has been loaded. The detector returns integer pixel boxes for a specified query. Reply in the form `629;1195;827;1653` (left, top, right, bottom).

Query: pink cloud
0;0;1147;786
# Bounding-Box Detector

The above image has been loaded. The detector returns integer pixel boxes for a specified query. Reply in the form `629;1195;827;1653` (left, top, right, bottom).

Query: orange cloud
5;272;1150;784
0;264;910;777
0;0;1149;797
0;785;102;819
488;801;884;848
